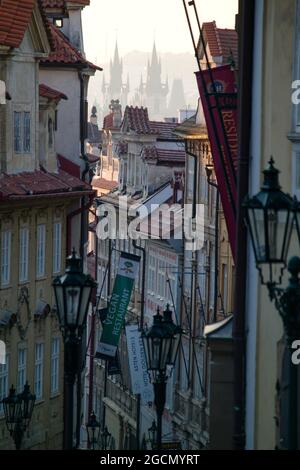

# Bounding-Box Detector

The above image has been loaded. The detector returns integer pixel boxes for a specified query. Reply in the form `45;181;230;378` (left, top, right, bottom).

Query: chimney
90;106;98;125
109;99;122;129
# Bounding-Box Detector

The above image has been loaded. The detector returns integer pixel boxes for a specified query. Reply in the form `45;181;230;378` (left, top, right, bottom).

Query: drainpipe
132;238;146;451
88;213;99;420
66;194;95;256
232;0;255;450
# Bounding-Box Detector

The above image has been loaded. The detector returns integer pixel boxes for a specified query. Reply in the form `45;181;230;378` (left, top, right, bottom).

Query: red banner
196;65;238;260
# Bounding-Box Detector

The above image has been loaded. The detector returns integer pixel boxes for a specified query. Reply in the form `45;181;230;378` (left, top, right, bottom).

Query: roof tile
202;21;238;65
39;83;68;100
0;0;35;48
41;22;102;70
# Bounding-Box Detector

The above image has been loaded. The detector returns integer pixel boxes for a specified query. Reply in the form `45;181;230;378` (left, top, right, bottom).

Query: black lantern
53;249;97;336
18;382;35;430
243;158;295;286
2;385;22;435
2;383;35;450
148;420;157;448
163;305;182;369
52;250;97;450
101;426;112;450
142;307;182;449
142;308;173;383
86;411;101;450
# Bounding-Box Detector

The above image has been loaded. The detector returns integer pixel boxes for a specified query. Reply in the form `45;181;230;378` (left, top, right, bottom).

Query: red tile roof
40;22;102;70
202;21;238;65
40;0;90;8
39;83;68;101
0;0;35;48
103;113;114;130
0;168;92;200
123;106;155;135
149;121;181;141
92;178;118;192
142;147;185;166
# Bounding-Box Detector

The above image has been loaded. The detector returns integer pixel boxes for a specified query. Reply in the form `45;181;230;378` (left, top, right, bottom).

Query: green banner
97;252;140;358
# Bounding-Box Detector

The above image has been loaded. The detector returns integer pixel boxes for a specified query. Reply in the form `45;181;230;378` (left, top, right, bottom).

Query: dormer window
54;18;63;28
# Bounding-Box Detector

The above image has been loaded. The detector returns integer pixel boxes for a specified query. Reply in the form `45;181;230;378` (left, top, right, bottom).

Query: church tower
144;42;168;120
102;42;129;113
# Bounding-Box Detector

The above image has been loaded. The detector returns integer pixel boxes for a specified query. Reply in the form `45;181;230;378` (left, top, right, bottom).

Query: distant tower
167;79;186;117
144;42;168;120
102;42;129;113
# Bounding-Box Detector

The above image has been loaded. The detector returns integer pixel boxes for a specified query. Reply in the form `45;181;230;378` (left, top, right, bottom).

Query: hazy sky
82;0;238;65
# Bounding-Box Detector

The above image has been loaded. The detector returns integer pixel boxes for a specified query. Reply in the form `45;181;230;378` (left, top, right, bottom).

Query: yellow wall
0;197;73;449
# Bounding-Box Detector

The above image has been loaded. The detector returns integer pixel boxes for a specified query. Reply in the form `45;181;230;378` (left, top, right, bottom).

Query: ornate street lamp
148;420;157;449
244;158;295;286
244;158;300;450
101;426;112;450
86;411;101;450
53;250;97;450
142;307;181;449
163;305;182;368
2;383;35;450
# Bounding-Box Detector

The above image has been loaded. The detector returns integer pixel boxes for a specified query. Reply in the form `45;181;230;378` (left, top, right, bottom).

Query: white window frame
34;343;44;401
0;355;9;416
17;348;26;393
36;224;46;278
19;227;29;283
1;230;11;286
51;338;60;396
53;222;62;274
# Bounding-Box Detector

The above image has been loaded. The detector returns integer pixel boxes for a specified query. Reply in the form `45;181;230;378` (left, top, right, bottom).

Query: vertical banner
97;252;140;359
196;65;238;260
126;325;153;404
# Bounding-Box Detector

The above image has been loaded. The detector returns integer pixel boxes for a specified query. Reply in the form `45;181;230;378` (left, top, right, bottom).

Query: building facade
0;0;95;450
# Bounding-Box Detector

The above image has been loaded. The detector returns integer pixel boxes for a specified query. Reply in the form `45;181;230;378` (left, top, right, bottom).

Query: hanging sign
126;324;153;404
196;65;238;260
97;252;140;359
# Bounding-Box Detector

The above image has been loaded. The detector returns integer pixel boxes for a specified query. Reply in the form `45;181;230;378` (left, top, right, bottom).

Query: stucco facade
246;0;296;450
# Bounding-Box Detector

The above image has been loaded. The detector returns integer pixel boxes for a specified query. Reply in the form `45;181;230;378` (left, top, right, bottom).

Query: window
51;338;60;395
14;112;22;152
48;118;53;148
37;224;46;278
23;112;31;152
17;348;26;393
1;230;11;286
0;355;9;415
54;18;63;28
14;111;31;153
53;222;62;274
19;228;29;282
34;343;44;400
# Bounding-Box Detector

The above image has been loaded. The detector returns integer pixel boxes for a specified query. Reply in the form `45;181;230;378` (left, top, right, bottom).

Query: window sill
50;392;61;400
18;280;29;286
35;399;45;406
36;276;47;282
